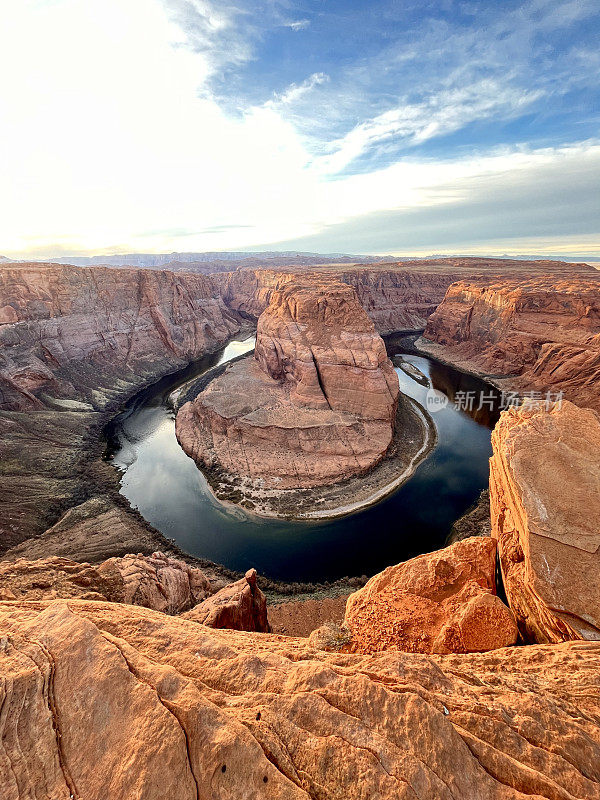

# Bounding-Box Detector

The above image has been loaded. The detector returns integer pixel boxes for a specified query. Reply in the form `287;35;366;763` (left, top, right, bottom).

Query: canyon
0;257;600;798
0;257;595;554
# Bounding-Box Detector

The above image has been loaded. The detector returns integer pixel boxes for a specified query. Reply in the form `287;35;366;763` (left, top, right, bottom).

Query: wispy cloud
314;81;545;175
267;72;329;107
285;19;309;31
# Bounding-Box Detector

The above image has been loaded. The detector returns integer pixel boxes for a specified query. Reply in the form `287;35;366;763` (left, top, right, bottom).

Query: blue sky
1;0;599;257
184;0;600;167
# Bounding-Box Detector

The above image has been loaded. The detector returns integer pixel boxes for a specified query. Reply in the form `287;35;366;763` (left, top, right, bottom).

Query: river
105;333;501;582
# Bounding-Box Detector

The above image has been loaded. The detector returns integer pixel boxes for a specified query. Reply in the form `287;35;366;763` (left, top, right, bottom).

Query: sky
1;0;599;259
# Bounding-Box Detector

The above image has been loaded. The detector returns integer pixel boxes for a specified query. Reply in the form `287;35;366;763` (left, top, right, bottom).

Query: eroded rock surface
345;537;518;654
0;263;243;549
422;275;600;410
176;280;400;490
218;258;594;333
0;263;242;412
1;599;599;799
182;568;270;631
489;400;600;643
97;552;211;614
0;552;211;613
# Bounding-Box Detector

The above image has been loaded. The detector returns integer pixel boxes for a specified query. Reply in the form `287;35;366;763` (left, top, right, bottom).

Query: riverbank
177;362;437;520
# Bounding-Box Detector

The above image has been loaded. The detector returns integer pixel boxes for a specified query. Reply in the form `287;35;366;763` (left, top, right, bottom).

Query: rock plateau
176;280;400;491
422;275;600;411
0;599;599;799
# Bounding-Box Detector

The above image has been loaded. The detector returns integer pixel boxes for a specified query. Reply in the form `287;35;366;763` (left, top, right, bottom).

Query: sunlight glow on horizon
1;0;598;260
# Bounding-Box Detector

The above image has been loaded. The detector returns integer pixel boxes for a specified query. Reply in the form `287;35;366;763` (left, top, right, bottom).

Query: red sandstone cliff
176;280;400;491
0;263;243;548
0;263;242;411
423;275;600;410
254;280;399;417
218;258;594;334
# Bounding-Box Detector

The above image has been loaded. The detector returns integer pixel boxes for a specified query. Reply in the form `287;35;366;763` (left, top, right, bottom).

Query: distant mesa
176;279;401;501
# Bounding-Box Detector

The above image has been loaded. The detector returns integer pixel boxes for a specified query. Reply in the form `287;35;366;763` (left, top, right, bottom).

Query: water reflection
105;335;502;582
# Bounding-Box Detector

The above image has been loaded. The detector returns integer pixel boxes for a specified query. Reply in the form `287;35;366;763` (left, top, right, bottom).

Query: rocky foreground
1;600;599;800
176;279;409;512
0;394;599;797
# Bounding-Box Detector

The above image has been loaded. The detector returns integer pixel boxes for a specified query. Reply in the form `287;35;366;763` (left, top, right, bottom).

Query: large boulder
97;551;211;615
182;568;270;632
489;400;600;643
0;599;599;799
345;537;518;654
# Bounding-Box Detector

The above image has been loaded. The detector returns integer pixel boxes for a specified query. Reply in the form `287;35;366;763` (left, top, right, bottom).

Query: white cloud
313;80;544;175
285;19;310;31
0;0;598;258
268;73;329;106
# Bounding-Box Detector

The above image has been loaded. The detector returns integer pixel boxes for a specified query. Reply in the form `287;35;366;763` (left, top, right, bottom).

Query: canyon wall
489;400;600;643
218;266;461;333
0;599;599;799
0;263;241;411
0;257;595;554
218;258;594;334
422;275;600;410
254;280;399;417
0;263;242;550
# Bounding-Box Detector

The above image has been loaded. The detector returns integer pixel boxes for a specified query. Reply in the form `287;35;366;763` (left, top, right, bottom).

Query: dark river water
105;334;501;582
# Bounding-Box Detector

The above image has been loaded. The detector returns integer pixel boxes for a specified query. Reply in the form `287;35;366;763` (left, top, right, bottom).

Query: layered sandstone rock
422;275;600;411
254;280;399;417
0;262;243;548
345;537;518;654
0;557;117;602
1;599;599;799
218;258;594;333
489;400;600;643
182;568;270;632
2;498;175;564
0;552;211;613
1;259;593;552
97;551;211;614
176;280;400;490
0;263;242;412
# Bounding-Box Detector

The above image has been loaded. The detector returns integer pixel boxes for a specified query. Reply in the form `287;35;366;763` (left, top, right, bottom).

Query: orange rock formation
345;537;518;654
0;599;599;799
176;280;400;489
182;568;270;632
0;552;211;613
423;275;600;410
489;400;600;643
